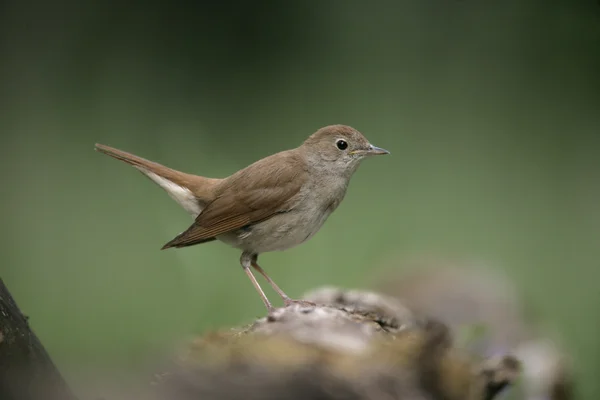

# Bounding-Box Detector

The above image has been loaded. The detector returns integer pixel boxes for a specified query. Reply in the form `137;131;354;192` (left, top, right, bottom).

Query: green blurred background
1;0;598;397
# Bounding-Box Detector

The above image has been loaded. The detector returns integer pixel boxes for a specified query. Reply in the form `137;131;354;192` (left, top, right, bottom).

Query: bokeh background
1;0;598;398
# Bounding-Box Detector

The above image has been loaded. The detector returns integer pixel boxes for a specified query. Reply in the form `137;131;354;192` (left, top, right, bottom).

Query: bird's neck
302;151;360;180
300;153;356;210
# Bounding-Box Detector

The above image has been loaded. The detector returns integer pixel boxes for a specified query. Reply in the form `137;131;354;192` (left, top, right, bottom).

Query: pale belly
216;207;333;254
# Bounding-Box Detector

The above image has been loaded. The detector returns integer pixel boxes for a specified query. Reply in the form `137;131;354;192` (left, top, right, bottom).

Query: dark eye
336;139;348;150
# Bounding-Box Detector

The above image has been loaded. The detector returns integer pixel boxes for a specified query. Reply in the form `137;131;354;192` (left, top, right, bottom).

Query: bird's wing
161;152;307;249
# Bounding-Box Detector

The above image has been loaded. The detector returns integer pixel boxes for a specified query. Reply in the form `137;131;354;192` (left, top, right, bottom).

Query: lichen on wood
152;288;520;400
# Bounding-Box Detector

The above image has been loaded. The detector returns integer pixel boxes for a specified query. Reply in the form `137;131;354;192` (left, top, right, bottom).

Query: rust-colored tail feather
95;143;187;184
95;143;158;168
94;143;220;204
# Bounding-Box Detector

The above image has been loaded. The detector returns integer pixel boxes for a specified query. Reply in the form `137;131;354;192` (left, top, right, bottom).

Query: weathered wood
0;277;523;400
150;289;521;400
0;278;77;400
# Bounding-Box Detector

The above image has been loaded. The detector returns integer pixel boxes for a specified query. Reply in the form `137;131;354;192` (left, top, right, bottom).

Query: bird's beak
364;144;390;156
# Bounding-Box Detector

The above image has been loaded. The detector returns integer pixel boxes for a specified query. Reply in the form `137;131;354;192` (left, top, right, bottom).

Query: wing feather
162;151;307;249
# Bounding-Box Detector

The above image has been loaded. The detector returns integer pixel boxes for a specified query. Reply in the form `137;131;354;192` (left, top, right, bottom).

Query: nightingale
95;125;389;312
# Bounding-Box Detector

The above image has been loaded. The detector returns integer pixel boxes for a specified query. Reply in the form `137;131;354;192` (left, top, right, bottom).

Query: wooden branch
151;288;521;400
0;277;522;400
0;278;77;400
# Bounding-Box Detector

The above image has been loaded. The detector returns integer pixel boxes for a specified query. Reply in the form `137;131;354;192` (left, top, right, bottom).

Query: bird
95;124;389;312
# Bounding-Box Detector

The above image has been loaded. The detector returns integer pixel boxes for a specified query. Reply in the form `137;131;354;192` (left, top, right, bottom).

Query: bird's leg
251;255;316;308
250;256;291;302
240;252;275;313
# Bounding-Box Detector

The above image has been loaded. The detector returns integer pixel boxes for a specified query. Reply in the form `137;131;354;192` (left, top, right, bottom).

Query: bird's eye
336;139;348;150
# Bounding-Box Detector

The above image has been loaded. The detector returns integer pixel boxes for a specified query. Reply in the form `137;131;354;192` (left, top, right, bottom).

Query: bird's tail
95;143;181;181
95;143;220;215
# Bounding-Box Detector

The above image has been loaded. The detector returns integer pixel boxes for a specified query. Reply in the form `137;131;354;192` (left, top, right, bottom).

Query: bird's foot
266;305;278;317
283;298;317;308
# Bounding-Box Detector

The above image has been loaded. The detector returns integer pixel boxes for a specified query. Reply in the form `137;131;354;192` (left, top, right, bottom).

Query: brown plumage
95;124;389;312
95;143;220;205
161;151;308;249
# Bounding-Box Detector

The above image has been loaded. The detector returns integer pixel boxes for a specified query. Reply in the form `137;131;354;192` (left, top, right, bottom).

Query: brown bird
95;125;389;312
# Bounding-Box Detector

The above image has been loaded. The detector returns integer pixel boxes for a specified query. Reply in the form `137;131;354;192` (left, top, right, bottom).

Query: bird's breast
218;194;342;254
